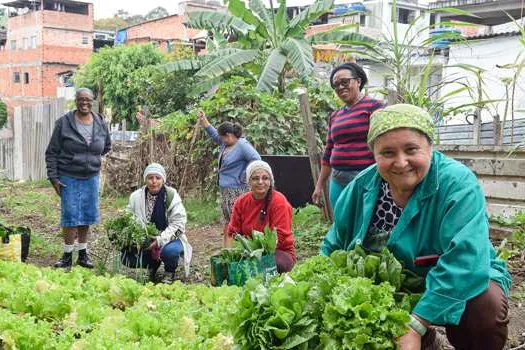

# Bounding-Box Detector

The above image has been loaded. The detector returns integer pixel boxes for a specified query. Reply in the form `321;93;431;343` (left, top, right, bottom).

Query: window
10;40;16;50
24;72;29;84
82;36;89;45
360;14;366;26
23;37;28;50
30;35;37;49
13;72;20;83
396;8;416;24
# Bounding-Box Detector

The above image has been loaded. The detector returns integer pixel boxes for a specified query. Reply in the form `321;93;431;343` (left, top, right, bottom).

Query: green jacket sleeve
413;173;493;326
320;180;359;256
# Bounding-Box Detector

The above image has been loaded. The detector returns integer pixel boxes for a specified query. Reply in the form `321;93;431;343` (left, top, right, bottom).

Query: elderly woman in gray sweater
45;88;111;269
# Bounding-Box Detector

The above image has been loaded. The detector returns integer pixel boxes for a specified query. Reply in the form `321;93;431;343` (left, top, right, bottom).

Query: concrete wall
436;145;525;219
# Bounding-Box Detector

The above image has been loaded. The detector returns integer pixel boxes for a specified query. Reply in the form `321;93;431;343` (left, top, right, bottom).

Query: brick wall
42;64;75;96
0;4;93;115
127;15;189;41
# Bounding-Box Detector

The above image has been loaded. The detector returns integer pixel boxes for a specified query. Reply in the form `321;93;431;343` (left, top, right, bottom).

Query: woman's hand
147;239;159;251
398;328;422;350
50;179;66;196
197;111;210;128
312;184;323;206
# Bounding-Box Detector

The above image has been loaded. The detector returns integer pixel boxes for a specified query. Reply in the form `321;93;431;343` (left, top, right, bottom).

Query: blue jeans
329;170;360;210
160;239;184;273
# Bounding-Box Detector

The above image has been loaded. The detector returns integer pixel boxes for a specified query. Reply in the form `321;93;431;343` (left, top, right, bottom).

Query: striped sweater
322;97;384;171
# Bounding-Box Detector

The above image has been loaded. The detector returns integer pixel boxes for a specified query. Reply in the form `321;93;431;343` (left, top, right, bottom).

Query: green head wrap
367;104;435;148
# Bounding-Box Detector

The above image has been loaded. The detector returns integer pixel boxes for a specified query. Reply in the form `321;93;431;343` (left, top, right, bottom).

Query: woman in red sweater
227;160;296;273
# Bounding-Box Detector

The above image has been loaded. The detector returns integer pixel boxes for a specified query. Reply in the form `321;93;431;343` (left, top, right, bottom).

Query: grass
183;196;221;227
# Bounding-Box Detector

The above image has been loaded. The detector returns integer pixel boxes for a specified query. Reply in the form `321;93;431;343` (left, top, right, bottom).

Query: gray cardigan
45;110;111;180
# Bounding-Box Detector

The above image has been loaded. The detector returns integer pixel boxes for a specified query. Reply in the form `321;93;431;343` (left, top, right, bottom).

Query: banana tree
164;0;376;93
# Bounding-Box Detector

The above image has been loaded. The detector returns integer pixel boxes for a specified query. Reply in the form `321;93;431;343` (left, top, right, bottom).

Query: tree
145;7;169;20
165;0;375;93
94;16;128;31
0;100;7;129
114;9;130;20
136;67;195;119
74;45;165;128
126;15;146;26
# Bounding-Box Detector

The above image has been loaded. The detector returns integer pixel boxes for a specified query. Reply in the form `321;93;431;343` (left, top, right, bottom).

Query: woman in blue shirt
198;112;261;245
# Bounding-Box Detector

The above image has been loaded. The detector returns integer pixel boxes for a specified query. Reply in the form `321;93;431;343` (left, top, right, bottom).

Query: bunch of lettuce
233;248;414;349
321;277;410;349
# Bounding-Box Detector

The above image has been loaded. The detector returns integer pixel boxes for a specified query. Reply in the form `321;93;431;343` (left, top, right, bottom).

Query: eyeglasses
332;78;358;90
76;98;93;103
250;176;271;183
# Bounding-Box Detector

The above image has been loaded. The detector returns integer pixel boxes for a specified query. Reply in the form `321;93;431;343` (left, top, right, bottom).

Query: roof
120;14;180;31
463;30;521;40
2;0;90;8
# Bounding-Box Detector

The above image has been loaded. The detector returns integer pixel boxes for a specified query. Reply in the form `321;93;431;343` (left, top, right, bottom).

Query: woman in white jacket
128;163;192;284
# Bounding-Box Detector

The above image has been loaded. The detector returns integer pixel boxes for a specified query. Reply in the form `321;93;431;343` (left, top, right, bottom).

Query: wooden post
387;88;397;105
121;119;127;147
473;109;482;145
297;89;333;221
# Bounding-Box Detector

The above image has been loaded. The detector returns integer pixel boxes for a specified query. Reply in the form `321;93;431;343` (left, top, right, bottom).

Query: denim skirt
59;175;100;227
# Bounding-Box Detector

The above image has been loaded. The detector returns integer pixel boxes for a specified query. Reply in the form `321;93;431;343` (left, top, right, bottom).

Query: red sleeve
268;193;296;261
227;196;243;239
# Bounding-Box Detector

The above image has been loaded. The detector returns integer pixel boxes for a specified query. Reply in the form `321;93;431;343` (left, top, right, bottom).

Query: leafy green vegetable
105;212;157;249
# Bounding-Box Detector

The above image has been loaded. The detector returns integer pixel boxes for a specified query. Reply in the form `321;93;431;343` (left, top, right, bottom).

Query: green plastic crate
210;254;277;287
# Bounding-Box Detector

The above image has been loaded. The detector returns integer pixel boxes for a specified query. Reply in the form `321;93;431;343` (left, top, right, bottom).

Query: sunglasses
332;78;359;90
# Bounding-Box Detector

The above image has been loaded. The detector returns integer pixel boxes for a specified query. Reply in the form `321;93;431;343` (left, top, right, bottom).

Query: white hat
143;163;166;183
246;160;274;186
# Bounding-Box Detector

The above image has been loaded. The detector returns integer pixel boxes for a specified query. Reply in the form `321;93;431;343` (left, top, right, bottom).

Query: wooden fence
437;118;525;145
0;99;66;180
0;136;14;180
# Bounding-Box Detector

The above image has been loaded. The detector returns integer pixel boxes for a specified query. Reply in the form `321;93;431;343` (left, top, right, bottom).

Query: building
114;2;221;54
0;0;93;116
93;29;114;51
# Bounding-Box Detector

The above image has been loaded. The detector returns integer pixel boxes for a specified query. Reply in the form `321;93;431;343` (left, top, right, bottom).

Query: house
0;0;94;116
114;1;222;55
93;29;114;51
441;29;525;124
306;0;432;94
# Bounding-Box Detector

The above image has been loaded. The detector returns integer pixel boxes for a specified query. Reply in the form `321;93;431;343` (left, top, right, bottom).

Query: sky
1;0;322;19
90;0;184;19
89;0;317;19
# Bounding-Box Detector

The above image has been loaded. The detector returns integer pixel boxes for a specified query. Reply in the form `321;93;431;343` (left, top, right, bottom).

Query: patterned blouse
363;181;403;252
146;191;157;221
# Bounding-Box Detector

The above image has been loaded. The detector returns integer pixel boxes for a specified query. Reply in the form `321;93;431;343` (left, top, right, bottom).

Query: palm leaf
429;7;480;18
195;49;259;79
282;38;314;77
248;0;276;43
162;59;204;72
187;11;255;35
256;48;287;92
307;31;376;47
228;0;269;39
287;0;334;38
275;0;288;40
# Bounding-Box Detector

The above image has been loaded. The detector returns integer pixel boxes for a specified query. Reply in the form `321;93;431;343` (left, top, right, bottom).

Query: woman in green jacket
321;104;511;350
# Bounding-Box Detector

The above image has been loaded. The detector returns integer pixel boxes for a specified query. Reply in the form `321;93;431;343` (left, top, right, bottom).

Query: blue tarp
114;30;127;46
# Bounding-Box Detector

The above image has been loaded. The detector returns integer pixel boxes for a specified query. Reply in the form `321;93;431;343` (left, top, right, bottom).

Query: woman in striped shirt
312;63;384;210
